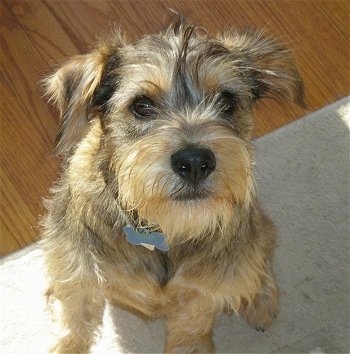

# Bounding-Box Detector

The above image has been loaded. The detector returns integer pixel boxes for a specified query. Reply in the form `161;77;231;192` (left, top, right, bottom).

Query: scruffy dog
40;19;304;353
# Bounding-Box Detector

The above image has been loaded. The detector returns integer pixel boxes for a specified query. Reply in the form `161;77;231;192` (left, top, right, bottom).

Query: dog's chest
124;240;233;288
104;235;240;317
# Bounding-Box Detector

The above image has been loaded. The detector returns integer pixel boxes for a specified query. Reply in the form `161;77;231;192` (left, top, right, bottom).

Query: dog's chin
132;188;236;241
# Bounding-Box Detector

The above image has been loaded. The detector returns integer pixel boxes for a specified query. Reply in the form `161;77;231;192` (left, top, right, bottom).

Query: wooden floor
1;0;349;256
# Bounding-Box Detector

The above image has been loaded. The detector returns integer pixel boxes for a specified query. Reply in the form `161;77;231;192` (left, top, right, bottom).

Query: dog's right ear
44;32;125;156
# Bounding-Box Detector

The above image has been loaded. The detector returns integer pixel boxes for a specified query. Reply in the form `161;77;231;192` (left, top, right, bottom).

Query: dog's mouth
171;188;211;201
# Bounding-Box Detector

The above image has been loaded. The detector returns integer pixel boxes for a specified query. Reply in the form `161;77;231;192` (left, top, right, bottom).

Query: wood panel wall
1;0;349;255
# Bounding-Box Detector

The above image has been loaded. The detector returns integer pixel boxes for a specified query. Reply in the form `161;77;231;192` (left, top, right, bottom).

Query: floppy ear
44;33;125;155
219;30;305;106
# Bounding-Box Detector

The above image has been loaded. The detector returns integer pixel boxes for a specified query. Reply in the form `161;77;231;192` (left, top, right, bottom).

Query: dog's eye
130;96;156;119
217;91;236;116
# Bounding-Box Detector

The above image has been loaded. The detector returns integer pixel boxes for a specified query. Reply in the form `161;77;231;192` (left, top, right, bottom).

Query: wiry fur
40;20;303;353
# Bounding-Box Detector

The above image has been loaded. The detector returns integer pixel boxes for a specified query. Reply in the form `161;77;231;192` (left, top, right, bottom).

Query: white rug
1;97;349;354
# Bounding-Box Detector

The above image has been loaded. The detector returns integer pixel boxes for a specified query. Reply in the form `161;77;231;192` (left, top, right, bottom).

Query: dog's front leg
47;283;105;353
165;294;216;354
238;271;280;332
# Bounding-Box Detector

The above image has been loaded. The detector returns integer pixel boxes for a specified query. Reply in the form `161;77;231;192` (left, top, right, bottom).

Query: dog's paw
50;336;90;354
166;335;214;354
240;288;280;332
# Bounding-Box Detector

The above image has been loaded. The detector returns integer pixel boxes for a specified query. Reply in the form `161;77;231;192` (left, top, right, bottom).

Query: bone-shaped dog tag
123;226;169;252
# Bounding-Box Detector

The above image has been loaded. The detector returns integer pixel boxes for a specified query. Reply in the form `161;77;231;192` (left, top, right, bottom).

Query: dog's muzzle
171;147;216;186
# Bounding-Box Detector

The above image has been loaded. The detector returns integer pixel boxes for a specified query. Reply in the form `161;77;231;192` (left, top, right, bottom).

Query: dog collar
123;226;169;252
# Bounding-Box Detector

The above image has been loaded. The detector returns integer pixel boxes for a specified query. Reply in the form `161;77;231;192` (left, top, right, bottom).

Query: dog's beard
114;124;255;242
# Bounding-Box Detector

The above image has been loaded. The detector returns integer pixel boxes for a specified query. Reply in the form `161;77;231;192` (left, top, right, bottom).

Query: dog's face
45;22;303;241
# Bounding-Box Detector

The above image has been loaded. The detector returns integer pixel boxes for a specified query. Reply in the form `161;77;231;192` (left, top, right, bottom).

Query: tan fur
40;20;303;353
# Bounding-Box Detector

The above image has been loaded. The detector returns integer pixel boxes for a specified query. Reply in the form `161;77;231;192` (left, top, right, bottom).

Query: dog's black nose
171;147;216;185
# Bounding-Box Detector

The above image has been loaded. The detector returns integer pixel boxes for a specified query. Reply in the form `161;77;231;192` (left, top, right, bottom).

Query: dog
40;19;304;353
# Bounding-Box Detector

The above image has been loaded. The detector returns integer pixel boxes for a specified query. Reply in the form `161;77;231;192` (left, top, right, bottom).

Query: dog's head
45;21;303;241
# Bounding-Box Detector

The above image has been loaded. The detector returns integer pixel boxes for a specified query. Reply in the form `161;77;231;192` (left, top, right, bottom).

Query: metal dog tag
123;226;169;252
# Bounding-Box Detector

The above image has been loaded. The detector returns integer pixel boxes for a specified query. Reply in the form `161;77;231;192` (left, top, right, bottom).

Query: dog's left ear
44;32;125;156
219;31;305;107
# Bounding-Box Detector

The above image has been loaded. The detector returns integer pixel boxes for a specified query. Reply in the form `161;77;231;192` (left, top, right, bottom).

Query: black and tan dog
40;19;303;353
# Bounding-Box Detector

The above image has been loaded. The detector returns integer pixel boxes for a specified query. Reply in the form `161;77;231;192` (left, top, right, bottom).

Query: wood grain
1;0;349;255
